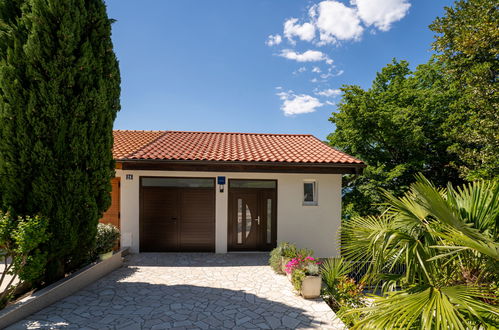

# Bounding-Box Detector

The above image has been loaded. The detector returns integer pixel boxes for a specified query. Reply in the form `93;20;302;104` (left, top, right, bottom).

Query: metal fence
345;261;406;284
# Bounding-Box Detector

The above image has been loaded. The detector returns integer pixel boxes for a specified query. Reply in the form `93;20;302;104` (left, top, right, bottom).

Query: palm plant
342;175;498;329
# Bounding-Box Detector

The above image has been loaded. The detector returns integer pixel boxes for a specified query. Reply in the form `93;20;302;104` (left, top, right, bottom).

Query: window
229;180;276;189
303;181;317;206
141;177;214;188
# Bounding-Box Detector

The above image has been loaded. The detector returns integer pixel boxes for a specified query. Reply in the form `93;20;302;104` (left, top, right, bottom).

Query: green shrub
321;258;352;300
269;242;297;274
305;262;319;276
291;269;306;291
95;223;119;255
0;211;49;307
320;257;366;325
281;243;298;258
295;248;314;259
337;304;363;328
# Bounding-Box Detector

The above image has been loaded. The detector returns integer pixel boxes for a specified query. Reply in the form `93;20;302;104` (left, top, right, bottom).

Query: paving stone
265;316;281;329
5;253;345;330
282;315;301;328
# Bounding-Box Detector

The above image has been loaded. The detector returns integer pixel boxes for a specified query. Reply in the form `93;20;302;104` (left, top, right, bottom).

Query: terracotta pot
300;275;321;299
99;251;113;261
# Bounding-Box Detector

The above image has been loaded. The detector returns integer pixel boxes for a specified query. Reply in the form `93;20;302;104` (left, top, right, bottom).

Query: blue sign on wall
217;176;226;185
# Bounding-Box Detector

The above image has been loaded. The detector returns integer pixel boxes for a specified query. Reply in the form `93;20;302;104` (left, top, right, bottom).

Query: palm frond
350;285;498;329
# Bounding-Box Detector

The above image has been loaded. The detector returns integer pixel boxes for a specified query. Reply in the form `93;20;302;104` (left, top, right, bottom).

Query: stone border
0;248;127;329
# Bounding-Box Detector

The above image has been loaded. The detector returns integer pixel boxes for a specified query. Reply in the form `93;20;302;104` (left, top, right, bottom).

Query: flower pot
300;275;321;299
99;251;113;261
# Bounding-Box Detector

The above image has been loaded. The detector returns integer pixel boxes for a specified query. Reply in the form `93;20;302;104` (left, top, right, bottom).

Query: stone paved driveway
8;253;345;329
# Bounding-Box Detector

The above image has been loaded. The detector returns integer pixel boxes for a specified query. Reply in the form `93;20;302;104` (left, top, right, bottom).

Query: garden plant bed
0;248;127;329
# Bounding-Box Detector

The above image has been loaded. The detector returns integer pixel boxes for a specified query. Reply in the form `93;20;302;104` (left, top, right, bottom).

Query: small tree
0;212;49;307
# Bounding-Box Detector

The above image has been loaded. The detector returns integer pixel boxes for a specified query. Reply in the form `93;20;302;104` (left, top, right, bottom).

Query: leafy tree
0;0;120;282
342;176;499;329
430;0;499;180
328;59;463;217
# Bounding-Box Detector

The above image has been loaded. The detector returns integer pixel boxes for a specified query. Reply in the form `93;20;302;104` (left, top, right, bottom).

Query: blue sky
106;0;454;140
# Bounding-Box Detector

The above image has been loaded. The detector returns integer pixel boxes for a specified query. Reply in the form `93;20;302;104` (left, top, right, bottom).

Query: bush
95;223;119;255
269;242;297;274
292;269;306;291
0;211;49;307
284;255;320;274
320;258;366;325
321;258;352;298
337;304;363;328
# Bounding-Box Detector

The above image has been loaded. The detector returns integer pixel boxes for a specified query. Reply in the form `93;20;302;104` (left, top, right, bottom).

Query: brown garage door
140;177;215;252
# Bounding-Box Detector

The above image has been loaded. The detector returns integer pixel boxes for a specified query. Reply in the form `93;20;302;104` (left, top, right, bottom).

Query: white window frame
303;181;318;206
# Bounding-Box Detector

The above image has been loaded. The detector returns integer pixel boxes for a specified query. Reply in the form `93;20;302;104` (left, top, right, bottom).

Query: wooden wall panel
99;177;121;229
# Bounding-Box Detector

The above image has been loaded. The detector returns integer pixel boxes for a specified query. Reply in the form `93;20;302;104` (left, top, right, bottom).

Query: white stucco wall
115;169;342;258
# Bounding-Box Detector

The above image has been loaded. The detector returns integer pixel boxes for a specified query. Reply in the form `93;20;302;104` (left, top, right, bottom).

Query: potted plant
95;223;120;261
280;243;298;273
269;242;297;274
286;255;322;299
300;261;321;299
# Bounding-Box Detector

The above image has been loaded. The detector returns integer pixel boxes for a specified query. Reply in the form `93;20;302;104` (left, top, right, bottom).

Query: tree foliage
430;0;499;180
0;211;49;307
342;176;499;329
0;0;120;282
330;0;498;217
328;59;463;216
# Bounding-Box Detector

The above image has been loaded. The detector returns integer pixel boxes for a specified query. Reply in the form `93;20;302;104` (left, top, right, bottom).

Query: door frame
227;179;278;251
139;176;216;252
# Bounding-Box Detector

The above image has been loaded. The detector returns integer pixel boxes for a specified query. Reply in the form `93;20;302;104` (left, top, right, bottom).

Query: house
100;130;364;257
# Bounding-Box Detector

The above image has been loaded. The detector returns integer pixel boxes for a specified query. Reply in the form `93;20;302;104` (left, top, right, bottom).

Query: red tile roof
113;130;363;165
113;130;164;159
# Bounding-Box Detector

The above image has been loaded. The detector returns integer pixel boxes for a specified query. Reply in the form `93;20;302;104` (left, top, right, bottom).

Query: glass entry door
228;180;277;251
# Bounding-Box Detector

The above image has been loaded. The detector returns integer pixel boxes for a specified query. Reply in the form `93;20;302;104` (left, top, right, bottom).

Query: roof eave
115;159;366;175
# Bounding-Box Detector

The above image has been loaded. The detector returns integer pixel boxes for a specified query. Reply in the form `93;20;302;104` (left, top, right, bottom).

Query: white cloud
315;88;342;97
312;1;364;44
278;49;330;63
277;90;324;116
284;18;316;43
312;66;321;73
266;34;282;46
352;0;411;31
292;66;307;75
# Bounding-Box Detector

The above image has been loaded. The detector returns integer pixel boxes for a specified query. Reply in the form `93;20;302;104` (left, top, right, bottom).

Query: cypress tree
0;0;120;281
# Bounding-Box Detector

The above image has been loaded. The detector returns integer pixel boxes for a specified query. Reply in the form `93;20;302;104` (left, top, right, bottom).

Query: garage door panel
180;190;215;222
140;180;215;252
180;222;215;251
179;189;215;251
140;187;179;252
